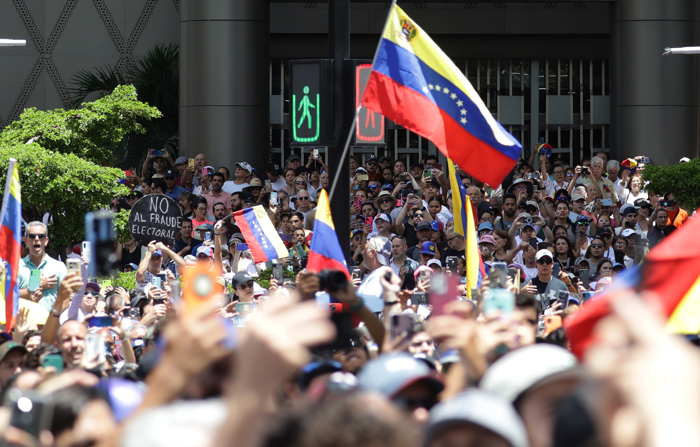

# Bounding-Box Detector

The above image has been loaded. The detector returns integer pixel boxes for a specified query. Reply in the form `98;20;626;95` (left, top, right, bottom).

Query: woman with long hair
492;229;520;264
620;174;648;205
553;236;577;270
284;169;297;195
178;191;194;220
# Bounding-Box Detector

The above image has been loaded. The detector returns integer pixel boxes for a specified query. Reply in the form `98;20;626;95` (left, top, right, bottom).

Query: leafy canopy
643;160;700;211
0;85;161;251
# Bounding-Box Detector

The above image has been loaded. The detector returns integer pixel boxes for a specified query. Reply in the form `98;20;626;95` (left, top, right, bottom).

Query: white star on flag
450;93;457;100
461;109;467;115
457;100;463;107
429;84;434;90
460;117;467;124
423;86;429;93
443;87;449;94
435;84;441;91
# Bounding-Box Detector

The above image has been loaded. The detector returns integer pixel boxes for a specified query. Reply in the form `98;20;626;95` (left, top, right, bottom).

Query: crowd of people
0;145;697;447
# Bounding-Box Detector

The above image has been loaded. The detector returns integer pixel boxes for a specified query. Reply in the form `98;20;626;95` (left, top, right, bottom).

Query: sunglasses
238;282;254;290
537;258;553;265
577;221;590;226
297;197;310;201
27;233;47;239
85;291;99;296
378;199;392;204
590;244;604;248
295;181;306;185
367;161;378;166
556;197;571;201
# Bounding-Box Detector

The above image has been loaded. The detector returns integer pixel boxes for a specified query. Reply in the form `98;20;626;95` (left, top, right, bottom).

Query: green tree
0;85;161;254
643;160;700;210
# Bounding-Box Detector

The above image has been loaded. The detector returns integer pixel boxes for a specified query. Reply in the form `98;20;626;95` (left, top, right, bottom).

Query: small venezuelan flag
233;205;289;264
361;5;522;187
307;189;350;279
0;159;22;329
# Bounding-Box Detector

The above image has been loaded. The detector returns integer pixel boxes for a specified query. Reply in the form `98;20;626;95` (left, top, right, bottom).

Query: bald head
466;186;481;204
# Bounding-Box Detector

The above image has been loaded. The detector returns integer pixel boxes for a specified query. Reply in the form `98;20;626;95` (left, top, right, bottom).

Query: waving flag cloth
0;159;22;329
447;161;484;298
565;211;700;359
307;189;350;279
361;5;522;187
233;205;288;264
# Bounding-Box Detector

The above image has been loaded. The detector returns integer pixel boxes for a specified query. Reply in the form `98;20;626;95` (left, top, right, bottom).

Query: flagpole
0;159;17;229
328;0;398;202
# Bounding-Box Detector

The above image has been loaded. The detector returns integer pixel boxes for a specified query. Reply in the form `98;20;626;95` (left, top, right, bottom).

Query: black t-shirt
119;246;142;269
440;247;465;265
173;237;192;255
403;223;419;248
531;276;549;295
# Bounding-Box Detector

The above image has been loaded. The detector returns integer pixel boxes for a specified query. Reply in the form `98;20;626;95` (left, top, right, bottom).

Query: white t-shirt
356;268;386;312
222;181;248;194
271;178;287;191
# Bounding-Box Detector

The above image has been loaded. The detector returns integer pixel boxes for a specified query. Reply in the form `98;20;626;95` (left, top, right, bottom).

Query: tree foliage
643;160;700;211
0;85;161;253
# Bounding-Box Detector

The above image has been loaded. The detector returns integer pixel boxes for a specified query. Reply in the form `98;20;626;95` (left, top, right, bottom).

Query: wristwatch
50;307;61;318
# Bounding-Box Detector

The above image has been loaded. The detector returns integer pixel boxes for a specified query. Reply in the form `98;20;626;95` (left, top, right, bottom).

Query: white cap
571;193;585;202
480;344;578;402
680;157;690;163
535;249;553;261
427;259;442;268
620;229;636;238
375;213;390;223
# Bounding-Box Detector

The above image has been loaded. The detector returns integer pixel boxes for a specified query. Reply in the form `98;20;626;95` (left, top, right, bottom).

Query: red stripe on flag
362;71;518;186
307;254;351;280
234;215;268;263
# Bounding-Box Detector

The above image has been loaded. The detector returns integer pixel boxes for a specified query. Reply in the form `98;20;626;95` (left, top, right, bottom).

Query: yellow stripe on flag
666;274;700;334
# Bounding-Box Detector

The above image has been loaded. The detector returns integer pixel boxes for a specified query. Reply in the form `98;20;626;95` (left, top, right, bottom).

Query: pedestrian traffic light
355;63;386;146
290;60;333;147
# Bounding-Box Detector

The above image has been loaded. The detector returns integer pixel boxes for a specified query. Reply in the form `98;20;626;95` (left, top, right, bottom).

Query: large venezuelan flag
233;205;288;264
0;159;22;329
307;189;350;279
361;5;522;187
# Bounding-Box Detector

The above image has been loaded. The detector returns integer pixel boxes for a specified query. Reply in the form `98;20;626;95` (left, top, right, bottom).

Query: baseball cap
163;170;177;179
621;229;637;238
236;162;253;174
420;241;437;255
267;163;284;175
229;233;244;244
634;198;651;209
620;204;638;216
430;220;442;231
535;249;553;262
596;227;612;236
680;157;690;163
194;223;215;232
427;259;442;268
416;221;432;231
410;163;424;170
479;234;495;245
203;166;215;176
479;344;579;403
151;249;163;257
357;352;444;398
525;200;538;209
538;143;553;158
299;360;343;391
85;282;101;292
366;155;378;163
425;390;528;447
355;167;368;175
375;213;390;223
378;156;390;163
196;246;213;257
125;263;138;270
0;342;27;363
231;272;254;288
367;236;392;266
478;222;493;232
351;228;363;238
286;154;301;163
174;156;188;165
574;257;590;267
571;193;585;202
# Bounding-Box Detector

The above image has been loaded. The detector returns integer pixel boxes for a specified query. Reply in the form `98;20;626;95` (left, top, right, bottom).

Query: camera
581;166;589;175
128;307;141;319
522;216;533;225
661;200;675;208
317;269;348;292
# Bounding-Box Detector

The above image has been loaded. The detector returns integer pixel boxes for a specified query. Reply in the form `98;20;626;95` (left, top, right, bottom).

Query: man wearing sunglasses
19;221;67;311
521;249;569;314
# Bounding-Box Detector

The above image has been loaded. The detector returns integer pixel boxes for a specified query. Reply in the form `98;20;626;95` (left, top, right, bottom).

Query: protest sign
128;194;183;245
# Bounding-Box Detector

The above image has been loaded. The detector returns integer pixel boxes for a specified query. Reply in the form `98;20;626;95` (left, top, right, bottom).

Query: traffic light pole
329;0;351;265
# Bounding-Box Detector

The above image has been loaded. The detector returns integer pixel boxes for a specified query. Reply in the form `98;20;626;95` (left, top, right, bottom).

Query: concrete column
180;0;270;170
610;0;700;164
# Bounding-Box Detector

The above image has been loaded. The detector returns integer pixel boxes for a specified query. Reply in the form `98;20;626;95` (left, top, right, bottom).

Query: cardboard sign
128;194;183;245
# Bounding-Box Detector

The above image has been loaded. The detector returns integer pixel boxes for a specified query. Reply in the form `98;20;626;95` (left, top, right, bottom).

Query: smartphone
552;262;560;278
582;291;596;303
365;216;373;228
28;269;41;292
82;241;91;258
423;169;432;180
390;314;414;340
294;244;305;258
601;198;613;207
85;333;106;365
272;263;284;283
357;174;369;181
399;174;407;183
419;269;431;283
205;232;212;242
507;267;521;291
579;268;590;290
152;298;166;306
544;315;562;335
237;243;249;251
446;256;458;274
101;280;112;289
188;158;195;171
280;233;291;242
328;303;345;313
152;149;163;157
265;179;272;192
88;315;113;328
353;196;362;209
7;390;54;439
483;288;515;314
312;148;319;159
351;268;361;280
151;276;162;289
85;211;116;277
538;137;545;145
489;262;508;289
435;163;443;171
528;238;538;251
429;273;459;318
640;156;650;164
528;172;539;180
267;191;277;206
411;292;428;306
235;302;254;314
556;290;569;308
41;353;63;373
67;258;81;275
157;273;167;285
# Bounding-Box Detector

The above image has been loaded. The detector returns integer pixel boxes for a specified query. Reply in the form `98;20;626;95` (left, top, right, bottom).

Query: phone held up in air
6;389;54;439
429;273;459;318
483;288;515;315
489;262;508;289
351;268;362;280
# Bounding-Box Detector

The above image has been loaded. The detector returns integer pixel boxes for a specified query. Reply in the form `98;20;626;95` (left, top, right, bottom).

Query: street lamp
0;39;26;47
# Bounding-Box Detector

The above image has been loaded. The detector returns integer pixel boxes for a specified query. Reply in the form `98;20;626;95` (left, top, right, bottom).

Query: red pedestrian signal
355;64;385;145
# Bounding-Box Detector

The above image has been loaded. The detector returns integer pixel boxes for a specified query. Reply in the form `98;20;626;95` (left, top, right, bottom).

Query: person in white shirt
357;236;393;312
544;165;569;197
222;162;252;194
266;163;287;191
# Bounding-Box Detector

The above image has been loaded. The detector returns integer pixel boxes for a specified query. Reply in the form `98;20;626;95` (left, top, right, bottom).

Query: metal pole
329;0;351;265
